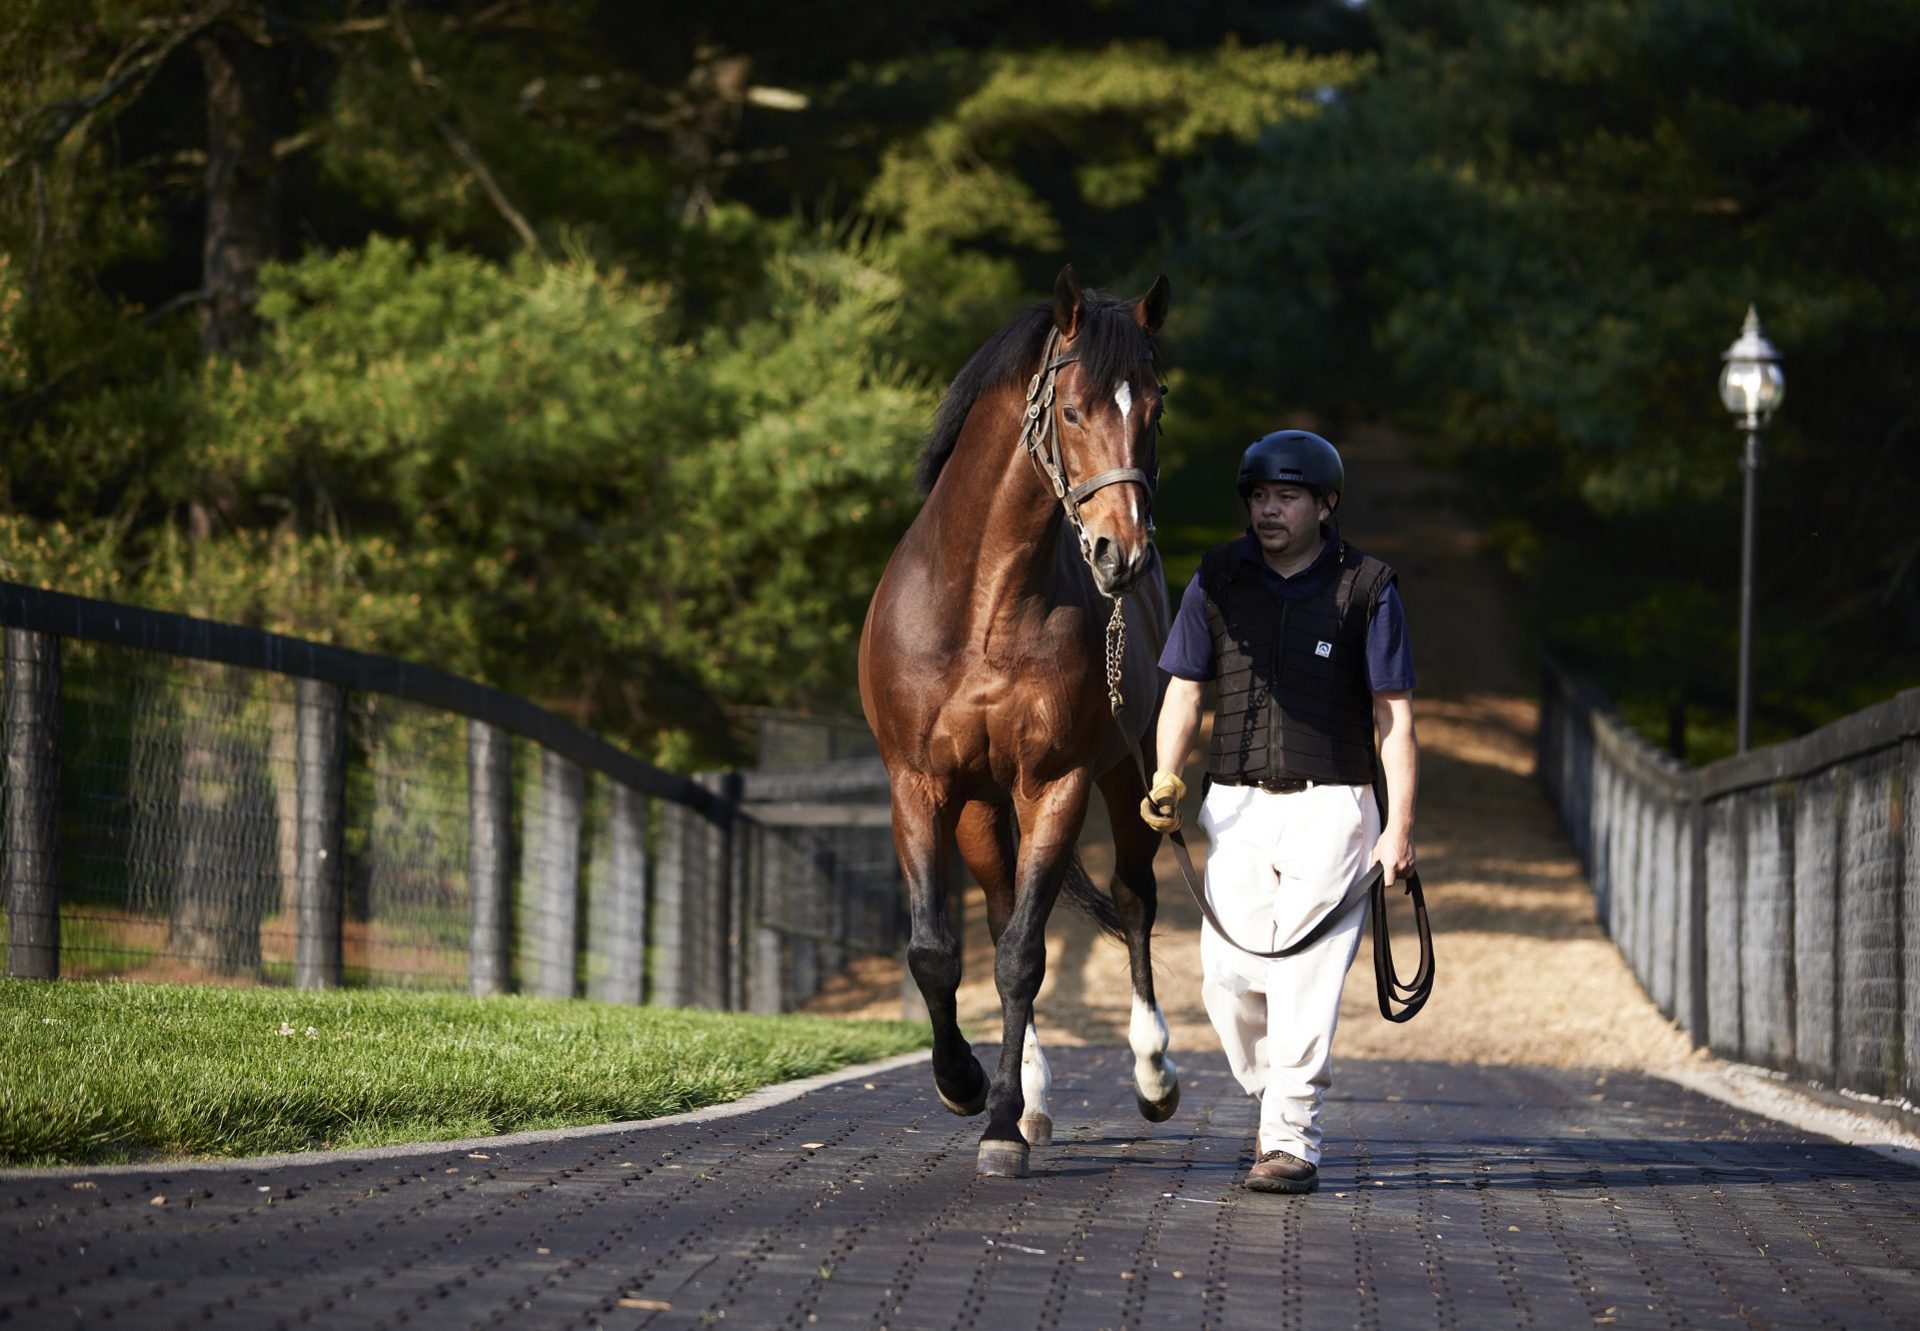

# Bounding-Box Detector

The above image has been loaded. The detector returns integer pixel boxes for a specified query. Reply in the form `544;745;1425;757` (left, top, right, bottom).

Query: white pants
1197;780;1379;1165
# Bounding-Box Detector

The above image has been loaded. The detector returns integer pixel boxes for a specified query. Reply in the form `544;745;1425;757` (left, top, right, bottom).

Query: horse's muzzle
1090;535;1150;596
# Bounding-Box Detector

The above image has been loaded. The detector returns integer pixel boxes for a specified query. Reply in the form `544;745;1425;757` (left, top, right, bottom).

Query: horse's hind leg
1098;762;1180;1122
895;782;988;1116
956;800;1052;1146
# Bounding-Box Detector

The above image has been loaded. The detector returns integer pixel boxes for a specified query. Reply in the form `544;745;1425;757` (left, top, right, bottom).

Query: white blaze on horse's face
1070;372;1153;596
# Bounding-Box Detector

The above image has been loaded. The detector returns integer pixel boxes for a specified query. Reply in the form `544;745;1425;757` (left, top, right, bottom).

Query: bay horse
859;265;1179;1178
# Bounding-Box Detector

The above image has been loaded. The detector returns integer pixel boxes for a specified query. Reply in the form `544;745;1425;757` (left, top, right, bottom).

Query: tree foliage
1;0;1378;763
3;0;1914;766
860;39;1369;251
4;223;953;764
1178;0;1920;750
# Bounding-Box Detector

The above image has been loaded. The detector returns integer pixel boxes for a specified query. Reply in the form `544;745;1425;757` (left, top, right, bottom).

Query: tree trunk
665;45;751;220
197;17;280;359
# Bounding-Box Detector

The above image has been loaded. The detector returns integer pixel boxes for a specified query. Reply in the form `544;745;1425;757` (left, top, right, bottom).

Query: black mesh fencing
752;711;880;768
352;693;469;990
2;585;899;1014
25;640;297;984
736;758;902;1015
1539;655;1920;1105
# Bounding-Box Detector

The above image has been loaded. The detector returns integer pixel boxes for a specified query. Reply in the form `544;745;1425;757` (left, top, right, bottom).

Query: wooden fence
1539;657;1919;1105
0;581;900;1012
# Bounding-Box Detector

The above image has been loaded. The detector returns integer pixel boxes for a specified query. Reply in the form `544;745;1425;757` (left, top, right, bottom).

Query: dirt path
806;426;1696;1075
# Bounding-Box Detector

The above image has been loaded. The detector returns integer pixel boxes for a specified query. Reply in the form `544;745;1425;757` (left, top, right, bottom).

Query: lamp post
1718;305;1785;753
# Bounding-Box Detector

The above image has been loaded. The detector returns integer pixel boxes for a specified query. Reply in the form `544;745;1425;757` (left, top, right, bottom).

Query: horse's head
1046;265;1169;597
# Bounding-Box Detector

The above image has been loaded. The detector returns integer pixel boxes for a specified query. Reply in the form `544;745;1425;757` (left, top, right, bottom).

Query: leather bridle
1019;326;1157;569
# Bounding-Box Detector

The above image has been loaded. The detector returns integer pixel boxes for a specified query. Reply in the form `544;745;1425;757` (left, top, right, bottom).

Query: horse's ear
1053;264;1083;338
1134;274;1170;334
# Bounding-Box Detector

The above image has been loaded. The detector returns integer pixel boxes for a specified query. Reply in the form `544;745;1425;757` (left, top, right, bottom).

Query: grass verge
1;979;930;1167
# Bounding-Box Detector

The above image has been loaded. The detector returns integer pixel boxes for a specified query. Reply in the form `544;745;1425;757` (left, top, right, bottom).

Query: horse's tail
1060;854;1127;946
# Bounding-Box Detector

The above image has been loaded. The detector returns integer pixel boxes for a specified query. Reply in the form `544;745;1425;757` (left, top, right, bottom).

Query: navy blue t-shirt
1159;530;1416;691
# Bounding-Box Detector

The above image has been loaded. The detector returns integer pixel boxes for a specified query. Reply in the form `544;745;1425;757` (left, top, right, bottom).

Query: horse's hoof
936;1059;989;1117
1019;1112;1053;1147
977;1138;1030;1178
1135;1079;1180;1123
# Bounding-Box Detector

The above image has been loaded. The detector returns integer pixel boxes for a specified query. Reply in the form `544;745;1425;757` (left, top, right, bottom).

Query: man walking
1142;430;1417;1194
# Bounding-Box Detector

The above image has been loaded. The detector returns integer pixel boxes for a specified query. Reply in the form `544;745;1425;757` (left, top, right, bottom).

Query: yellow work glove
1139;769;1187;834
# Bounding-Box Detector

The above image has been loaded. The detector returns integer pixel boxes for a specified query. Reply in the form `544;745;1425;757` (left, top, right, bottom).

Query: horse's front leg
1019;1019;1054;1147
955;800;1052;1147
1098;761;1180;1122
893;778;988;1117
977;772;1089;1177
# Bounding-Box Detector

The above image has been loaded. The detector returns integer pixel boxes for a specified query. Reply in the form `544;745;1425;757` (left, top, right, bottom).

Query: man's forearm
1374;692;1418;834
1380;725;1417;834
1155;677;1206;778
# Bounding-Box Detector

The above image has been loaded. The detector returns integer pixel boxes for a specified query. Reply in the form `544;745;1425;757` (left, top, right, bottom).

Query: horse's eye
1158;384;1170;396
1062;404;1080;424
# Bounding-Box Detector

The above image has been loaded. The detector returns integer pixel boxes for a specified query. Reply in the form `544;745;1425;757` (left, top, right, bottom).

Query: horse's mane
914;293;1158;497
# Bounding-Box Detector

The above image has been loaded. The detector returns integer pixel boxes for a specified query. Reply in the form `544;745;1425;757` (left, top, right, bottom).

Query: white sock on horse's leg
1019;1020;1053;1146
1130;994;1177;1104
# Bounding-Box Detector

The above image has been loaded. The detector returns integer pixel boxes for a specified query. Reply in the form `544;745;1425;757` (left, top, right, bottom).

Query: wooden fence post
467;720;513;995
3;629;60;980
1684;791;1709;1046
685;771;741;1010
587;781;646;1004
651;795;692;1007
1837;757;1903;1097
1789;771;1839;1084
1902;737;1919;1108
649;777;738;1010
723;772;746;1011
745;818;787;1014
293;677;346;989
530;749;584;999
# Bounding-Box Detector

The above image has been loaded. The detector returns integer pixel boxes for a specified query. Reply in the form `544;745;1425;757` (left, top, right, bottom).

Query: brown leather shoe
1244;1149;1318;1194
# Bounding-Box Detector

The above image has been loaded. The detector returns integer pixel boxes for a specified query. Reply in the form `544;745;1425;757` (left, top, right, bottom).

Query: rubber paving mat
5;1047;1919;1330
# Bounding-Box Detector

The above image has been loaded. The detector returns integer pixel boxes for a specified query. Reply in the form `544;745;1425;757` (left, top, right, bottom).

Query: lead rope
1103;593;1433;1019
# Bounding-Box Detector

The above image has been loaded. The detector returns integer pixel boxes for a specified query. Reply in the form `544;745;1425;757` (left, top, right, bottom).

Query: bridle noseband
1019;326;1157;569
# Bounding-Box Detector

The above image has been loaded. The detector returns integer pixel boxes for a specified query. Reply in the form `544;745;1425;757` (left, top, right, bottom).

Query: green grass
0;980;930;1167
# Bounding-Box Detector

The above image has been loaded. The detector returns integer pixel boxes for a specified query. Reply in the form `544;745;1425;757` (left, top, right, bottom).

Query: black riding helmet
1237;430;1344;510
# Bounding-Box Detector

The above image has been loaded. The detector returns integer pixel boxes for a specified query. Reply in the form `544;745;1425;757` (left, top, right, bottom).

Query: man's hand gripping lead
1139;769;1187;834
